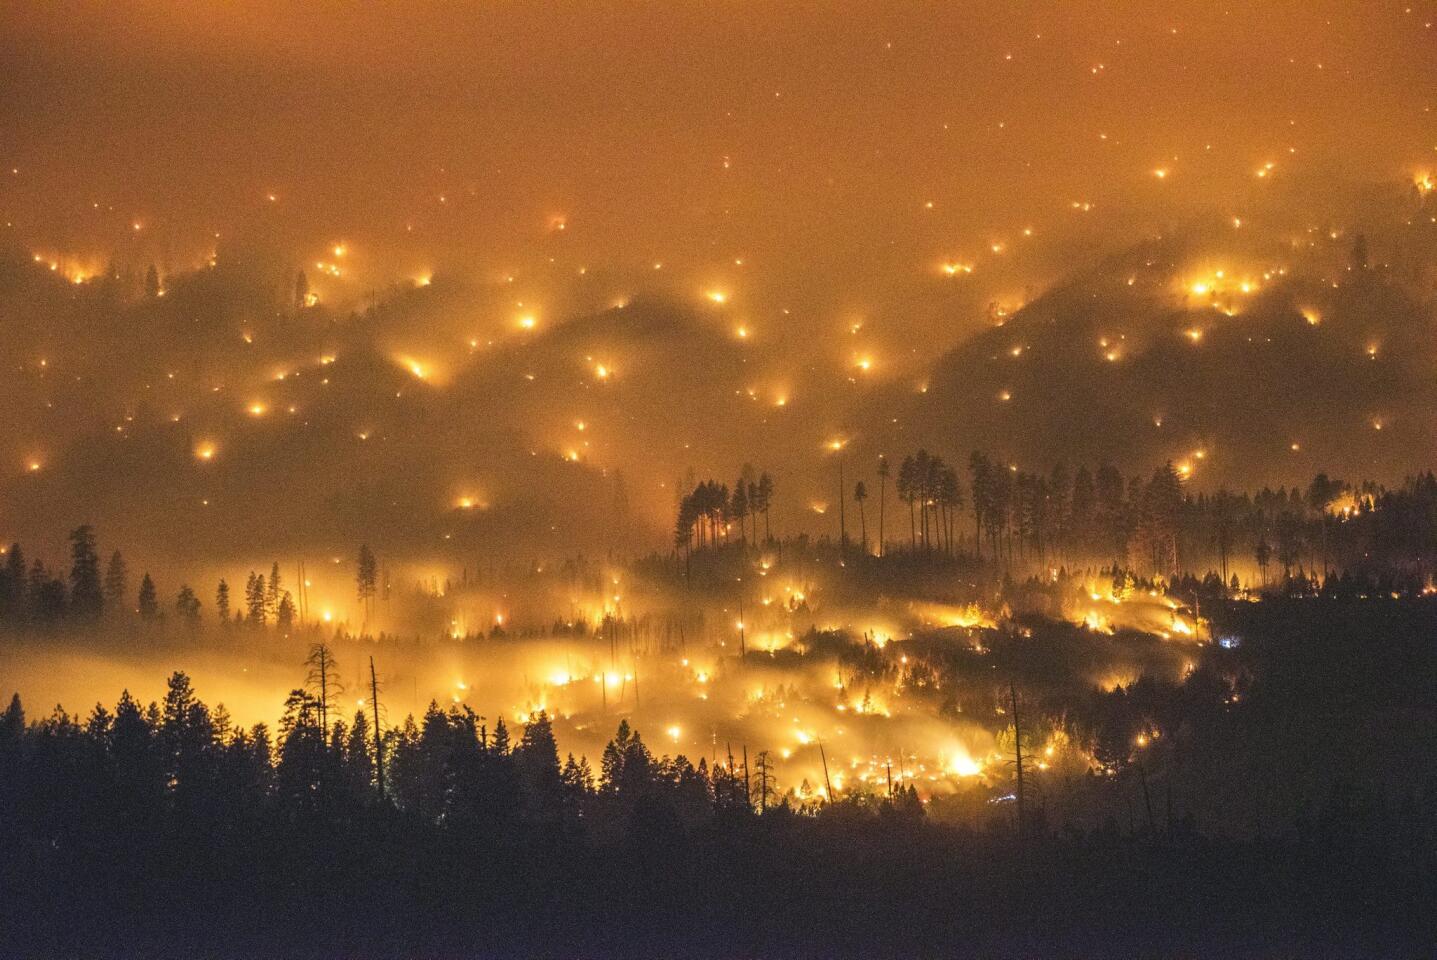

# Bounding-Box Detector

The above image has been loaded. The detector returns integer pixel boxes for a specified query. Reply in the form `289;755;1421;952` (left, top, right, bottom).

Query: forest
2;462;1436;955
3;461;1435;632
0;627;1432;957
3;591;1436;956
8;1;1437;953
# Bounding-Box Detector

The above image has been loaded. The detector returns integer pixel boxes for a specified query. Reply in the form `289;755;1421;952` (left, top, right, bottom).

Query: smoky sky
5;0;1434;325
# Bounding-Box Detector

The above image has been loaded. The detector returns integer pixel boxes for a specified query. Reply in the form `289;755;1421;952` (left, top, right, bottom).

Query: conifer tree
137;574;158;620
103;550;128;611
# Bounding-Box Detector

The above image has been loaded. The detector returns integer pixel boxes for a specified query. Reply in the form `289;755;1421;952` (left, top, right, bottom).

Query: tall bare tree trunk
1010;681;1026;841
818;740;835;804
878;473;886;557
369;656;385;800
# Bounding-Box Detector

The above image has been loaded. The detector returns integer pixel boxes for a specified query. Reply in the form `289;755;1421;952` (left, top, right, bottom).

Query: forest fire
2;1;1435;954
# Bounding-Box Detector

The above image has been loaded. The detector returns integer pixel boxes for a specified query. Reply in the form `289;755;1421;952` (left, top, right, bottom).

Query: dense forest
2;462;1435;955
4;593;1437;956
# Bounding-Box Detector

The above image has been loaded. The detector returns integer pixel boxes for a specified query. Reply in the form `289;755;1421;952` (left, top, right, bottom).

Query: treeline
893;453;1433;583
0;528;384;632
678;455;1437;587
0;659;861;839
673;467;775;553
3;647;1434;956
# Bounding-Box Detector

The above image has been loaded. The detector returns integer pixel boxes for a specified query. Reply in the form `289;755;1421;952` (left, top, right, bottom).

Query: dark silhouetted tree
731;480;749;546
969;451;992;558
899;455;918;549
68;526;102;619
357;545;378;625
0;545;25;620
756;472;774;541
876;455;890;557
854;480;868;552
277;591;296;630
1136;463;1183;576
103;550;127;612
137;574;158;620
514;711;564;824
304;644;341;733
245;572;265;625
264;563;282;622
27;559;65;622
175;585;201;630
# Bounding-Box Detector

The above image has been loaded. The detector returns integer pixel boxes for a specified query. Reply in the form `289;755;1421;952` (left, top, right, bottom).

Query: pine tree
103;550;128;611
277;591;296;630
1137;462;1183;576
68;525;103;619
345;709;374;793
560;753;593;815
876;456;890;557
245;572;265;625
491;716;511;756
900;455;919;550
265;563;282;622
515;711;564;820
757;472;774;541
854;480;868;552
0;692;24;746
356;544;378;626
731;481;749;545
175;585;201;629
138;574;158;620
215;579;230;623
1254;536;1272;587
27;559;64;622
0;545;25;621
